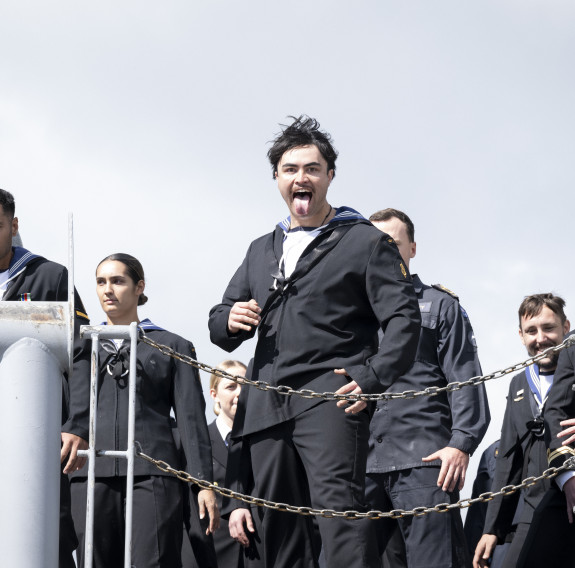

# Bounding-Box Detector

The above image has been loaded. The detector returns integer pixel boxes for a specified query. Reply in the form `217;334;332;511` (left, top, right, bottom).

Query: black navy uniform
209;207;421;568
70;321;213;568
181;419;264;568
482;369;552;567
366;275;489;568
464;441;509;568
515;338;575;568
2;247;91;568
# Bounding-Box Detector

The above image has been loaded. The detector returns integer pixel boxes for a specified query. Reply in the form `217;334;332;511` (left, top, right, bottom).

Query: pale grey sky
2;0;574;505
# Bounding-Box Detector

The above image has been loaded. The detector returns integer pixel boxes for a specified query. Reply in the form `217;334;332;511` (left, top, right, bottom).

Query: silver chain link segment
136;332;575;517
136;447;575;519
139;333;575;402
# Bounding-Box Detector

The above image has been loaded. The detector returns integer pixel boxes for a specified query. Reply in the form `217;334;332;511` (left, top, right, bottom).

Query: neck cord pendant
320;205;333;227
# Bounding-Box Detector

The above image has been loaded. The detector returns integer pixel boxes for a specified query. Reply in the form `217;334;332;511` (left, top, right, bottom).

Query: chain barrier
136;446;575;519
136;334;575;518
139;333;575;402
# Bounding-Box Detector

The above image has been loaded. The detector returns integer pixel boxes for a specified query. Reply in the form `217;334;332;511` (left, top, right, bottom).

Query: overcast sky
2;1;574;506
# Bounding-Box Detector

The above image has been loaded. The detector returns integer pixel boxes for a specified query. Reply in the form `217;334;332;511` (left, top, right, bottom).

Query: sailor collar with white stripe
98;318;166;333
277;206;366;236
8;246;40;278
0;247;42;296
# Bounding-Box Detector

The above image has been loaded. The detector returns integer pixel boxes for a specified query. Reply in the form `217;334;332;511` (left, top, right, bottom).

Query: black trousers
381;523;407;568
366;467;470;568
516;485;575;568
60;469;79;568
71;475;183;568
246;402;381;568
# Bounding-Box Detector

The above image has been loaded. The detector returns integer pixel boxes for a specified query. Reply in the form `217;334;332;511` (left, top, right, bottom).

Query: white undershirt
216;414;232;444
0;270;9;300
280;227;323;278
540;372;553;402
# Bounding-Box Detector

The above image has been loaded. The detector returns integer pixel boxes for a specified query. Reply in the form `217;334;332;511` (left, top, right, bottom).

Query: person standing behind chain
71;253;218;568
210;361;263;567
365;208;489;568
514;330;575;568
209;116;421;568
0;188;91;568
474;293;570;568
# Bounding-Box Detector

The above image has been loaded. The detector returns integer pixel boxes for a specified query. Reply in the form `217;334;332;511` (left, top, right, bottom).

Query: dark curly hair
0;188;16;219
267;115;338;179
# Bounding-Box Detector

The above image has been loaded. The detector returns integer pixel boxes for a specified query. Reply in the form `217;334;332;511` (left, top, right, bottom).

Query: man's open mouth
293;191;312;215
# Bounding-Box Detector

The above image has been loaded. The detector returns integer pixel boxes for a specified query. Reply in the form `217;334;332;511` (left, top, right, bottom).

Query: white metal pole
0;338;63;568
78;324;137;568
123;322;139;568
82;332;100;568
67;213;74;378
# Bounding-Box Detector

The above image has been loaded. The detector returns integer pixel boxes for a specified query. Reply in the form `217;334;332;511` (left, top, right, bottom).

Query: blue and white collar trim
98;318;166;332
526;363;553;409
138;318;165;332
277;206;366;234
9;247;40;279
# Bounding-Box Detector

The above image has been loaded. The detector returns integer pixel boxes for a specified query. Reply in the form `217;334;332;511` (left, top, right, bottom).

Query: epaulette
76;310;89;321
431;284;459;300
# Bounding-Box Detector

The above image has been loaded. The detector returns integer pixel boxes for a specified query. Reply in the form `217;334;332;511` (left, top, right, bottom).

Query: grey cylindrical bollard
0;337;63;568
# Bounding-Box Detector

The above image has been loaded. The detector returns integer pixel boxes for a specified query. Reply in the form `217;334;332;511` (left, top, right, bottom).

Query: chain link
139;333;575;402
136;446;575;520
135;334;575;518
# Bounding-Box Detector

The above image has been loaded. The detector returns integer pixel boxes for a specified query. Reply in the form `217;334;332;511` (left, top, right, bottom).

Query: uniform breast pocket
420;313;438;330
415;313;438;363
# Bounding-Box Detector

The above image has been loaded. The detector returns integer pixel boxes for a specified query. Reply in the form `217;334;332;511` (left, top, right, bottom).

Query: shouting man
209;116;421;568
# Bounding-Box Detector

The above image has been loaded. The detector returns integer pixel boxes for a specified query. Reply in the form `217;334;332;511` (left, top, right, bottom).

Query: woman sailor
71;253;218;568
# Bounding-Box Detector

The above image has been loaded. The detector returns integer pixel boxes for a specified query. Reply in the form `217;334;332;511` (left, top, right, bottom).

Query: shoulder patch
431;283;459;300
395;259;409;281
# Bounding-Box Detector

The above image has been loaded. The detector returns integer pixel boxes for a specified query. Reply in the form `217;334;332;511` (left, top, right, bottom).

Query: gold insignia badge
400;263;407;278
431;284;459;300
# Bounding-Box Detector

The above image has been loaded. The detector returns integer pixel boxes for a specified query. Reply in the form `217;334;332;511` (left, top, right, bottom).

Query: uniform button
376;436;383;443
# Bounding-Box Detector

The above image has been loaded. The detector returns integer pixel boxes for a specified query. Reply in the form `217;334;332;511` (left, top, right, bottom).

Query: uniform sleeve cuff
447;434;475;455
556;470;575;491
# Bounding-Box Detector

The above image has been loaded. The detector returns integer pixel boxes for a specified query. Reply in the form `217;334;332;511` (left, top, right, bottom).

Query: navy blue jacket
72;327;213;480
367;275;490;473
209;214;422;437
483;370;551;541
2;251;91;439
546;338;575;469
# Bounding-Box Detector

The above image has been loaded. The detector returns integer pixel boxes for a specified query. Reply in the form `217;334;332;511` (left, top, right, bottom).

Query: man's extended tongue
294;194;311;215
